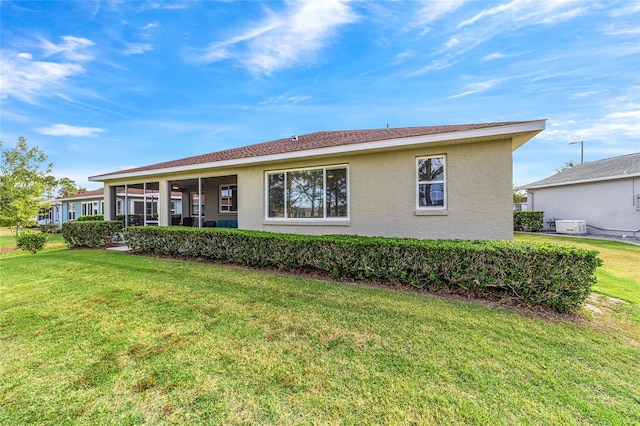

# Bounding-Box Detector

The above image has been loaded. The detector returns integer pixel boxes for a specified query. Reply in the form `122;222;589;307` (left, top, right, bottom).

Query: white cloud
449;78;507;98
123;43;154;55
37;124;106;137
0;50;85;103
413;0;466;32
40;35;94;61
259;93;311;105
482;52;507;61
197;0;358;74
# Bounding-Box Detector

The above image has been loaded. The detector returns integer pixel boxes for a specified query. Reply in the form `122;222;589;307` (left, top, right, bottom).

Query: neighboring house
523;152;640;237
41;188;183;228
89;120;545;240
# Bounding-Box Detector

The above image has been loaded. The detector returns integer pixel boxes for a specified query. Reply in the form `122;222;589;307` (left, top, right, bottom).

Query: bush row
62;221;123;248
77;214;105;221
123;227;602;313
514;211;544;232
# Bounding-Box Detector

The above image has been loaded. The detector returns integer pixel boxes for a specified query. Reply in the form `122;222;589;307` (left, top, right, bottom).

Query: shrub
77;214;105;221
514;211;544;232
62;221;123;248
39;223;58;234
123;227;602;313
16;232;47;254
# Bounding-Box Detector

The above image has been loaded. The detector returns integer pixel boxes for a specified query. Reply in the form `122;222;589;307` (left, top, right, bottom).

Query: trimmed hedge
62;221;124;248
77;214;105;221
123;227;602;313
514;211;544;232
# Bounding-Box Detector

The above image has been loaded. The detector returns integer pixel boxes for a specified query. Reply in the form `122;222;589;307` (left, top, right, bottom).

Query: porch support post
198;177;203;228
143;182;148;226
159;180;170;226
124;184;129;228
104;185;114;221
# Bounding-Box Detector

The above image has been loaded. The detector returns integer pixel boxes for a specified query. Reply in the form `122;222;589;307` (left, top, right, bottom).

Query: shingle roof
91;120;541;179
524;152;640;189
55;188;181;201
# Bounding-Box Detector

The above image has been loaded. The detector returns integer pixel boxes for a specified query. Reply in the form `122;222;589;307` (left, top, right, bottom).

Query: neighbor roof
524;152;640;189
90;120;545;181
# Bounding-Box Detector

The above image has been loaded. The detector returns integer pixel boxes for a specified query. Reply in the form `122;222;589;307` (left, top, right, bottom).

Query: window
219;184;237;213
191;192;205;216
82;201;99;216
68;203;76;220
266;165;348;220
116;199;124;215
417;156;446;209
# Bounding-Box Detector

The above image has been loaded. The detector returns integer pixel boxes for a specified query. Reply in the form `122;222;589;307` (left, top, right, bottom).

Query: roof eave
525;172;640;190
90;120;546;182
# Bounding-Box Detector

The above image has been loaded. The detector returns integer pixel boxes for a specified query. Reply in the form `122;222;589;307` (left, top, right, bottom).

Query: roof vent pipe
291;135;298;141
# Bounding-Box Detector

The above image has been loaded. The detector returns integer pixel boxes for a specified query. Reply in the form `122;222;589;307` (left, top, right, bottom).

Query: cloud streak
196;0;358;74
37;124;106;137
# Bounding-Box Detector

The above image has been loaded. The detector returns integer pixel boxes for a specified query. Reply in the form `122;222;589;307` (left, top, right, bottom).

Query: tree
555;160;576;173
0;137;55;236
55;177;87;197
513;186;526;204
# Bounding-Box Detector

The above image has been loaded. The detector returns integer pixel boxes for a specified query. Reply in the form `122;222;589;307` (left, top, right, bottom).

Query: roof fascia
525;172;640;190
90;120;546;182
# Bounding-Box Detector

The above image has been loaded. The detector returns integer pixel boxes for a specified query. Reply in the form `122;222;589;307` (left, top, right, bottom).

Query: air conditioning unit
555;220;587;235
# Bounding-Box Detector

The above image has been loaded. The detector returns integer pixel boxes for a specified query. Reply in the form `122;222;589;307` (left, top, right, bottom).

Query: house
523;152;640;237
41;188;183;228
89;120;545;240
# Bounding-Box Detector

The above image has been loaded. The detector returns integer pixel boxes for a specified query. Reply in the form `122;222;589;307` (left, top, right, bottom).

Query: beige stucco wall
102;137;515;240
238;138;515;240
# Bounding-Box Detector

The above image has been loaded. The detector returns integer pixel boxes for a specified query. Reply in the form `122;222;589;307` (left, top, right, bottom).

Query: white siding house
524;152;640;237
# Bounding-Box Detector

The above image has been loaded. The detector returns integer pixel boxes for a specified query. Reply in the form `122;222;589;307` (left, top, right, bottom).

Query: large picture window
417;156;446;209
267;165;348;220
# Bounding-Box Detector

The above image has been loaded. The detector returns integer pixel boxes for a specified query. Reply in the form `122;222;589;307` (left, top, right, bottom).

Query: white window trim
264;164;350;222
416;155;447;211
219;184;238;214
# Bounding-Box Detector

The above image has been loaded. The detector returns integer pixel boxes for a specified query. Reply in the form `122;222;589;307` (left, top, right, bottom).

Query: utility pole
569;140;584;164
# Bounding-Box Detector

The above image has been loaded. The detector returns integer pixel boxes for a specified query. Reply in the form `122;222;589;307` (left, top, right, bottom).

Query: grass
515;233;640;304
0;226;67;258
1;240;639;424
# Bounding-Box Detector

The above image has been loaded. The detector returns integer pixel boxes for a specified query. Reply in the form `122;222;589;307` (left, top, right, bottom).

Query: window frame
264;164;350;222
416;155;447;210
219;184;238;214
68;203;76;221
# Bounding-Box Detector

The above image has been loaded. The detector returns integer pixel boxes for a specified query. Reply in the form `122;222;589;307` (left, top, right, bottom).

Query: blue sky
1;0;639;190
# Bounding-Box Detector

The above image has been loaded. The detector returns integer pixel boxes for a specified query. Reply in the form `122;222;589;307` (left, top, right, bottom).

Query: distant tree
513;186;526;204
555;160;577;173
0;137;55;236
55;177;87;197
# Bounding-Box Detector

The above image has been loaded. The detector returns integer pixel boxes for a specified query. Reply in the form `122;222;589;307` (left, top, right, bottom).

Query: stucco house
523;152;640;237
40;188;183;228
89;120;545;240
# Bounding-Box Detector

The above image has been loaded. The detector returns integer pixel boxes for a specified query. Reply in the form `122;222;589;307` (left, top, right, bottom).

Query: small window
68;203;76;220
219;184;238;213
417;156;446;209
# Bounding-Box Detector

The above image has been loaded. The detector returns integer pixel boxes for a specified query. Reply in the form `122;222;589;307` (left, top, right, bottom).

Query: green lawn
1;242;639;424
515;233;640;305
0;227;67;257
